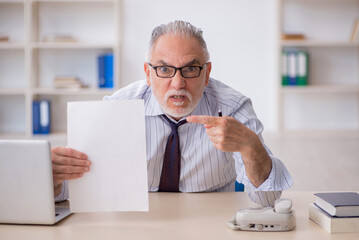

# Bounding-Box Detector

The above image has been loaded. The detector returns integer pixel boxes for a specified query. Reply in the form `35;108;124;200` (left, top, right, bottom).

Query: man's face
144;35;212;120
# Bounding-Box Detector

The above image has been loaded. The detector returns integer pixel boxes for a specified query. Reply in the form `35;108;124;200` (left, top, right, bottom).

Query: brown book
282;33;305;40
0;35;9;42
42;34;76;43
53;76;83;89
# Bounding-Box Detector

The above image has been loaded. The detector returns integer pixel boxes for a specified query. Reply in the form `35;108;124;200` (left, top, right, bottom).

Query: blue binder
32;100;50;134
98;55;105;88
32;101;40;134
98;53;113;88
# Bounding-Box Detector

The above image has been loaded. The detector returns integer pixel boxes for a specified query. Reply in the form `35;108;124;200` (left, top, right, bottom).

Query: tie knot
162;115;187;134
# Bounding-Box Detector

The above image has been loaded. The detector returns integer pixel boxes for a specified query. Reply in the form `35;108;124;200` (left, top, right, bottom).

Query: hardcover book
309;203;359;233
314;192;359;217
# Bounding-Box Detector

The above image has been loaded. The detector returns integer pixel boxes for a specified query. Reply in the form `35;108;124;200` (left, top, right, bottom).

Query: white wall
120;0;278;131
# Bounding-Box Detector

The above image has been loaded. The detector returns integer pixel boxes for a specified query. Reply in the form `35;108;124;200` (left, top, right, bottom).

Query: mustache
164;89;193;102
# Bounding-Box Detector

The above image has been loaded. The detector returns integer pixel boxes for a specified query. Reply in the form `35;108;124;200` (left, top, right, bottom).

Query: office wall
120;0;278;131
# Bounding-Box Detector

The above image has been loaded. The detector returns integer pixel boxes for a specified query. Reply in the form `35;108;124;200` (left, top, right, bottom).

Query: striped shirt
55;78;293;206
106;78;293;205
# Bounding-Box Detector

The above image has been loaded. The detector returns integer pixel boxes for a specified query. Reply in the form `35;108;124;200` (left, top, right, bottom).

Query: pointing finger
186;115;220;125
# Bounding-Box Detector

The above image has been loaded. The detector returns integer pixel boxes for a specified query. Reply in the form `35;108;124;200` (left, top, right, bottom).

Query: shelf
30;0;113;2
279;0;359;132
0;133;27;139
281;85;359;94
0;132;68;142
276;129;359;139
0;88;26;95
0;0;23;3
31;42;115;49
32;131;67;141
281;40;359;47
0;0;119;144
0;43;25;49
32;87;115;95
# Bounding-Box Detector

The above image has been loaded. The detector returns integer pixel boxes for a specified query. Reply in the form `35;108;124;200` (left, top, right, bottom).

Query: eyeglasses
148;63;207;78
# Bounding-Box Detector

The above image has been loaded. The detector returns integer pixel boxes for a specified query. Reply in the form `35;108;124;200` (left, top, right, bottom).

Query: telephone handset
227;198;296;231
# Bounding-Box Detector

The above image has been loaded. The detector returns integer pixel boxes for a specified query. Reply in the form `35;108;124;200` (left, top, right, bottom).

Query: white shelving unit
278;0;359;133
0;0;120;145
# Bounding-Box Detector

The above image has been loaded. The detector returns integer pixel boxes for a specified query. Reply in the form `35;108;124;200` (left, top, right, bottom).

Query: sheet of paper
67;100;148;212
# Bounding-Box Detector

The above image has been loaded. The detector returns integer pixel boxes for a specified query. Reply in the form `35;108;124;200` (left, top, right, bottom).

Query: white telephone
227;198;296;231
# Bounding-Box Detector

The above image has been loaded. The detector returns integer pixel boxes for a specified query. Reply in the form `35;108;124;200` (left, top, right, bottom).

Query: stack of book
282;50;308;86
309;192;359;233
53;76;83;89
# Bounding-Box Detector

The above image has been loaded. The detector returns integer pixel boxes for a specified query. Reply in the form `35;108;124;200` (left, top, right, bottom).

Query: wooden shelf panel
31;42;115;49
0;0;23;3
30;0;113;3
31;131;67;141
0;133;27;139
31;87;115;95
281;85;359;94
0;88;26;95
0;132;67;142
281;40;359;47
276;129;359;138
0;43;25;49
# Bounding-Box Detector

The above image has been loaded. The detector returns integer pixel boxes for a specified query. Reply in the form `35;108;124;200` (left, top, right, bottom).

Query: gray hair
146;20;210;62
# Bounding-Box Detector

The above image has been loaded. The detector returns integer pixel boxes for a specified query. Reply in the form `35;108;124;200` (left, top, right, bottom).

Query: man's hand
187;115;258;153
186;115;272;187
51;147;91;196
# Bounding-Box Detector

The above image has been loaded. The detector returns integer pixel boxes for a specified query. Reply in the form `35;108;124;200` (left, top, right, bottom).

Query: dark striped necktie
159;114;187;192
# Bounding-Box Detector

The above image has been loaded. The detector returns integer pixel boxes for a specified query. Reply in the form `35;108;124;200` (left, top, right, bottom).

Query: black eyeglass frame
148;63;207;78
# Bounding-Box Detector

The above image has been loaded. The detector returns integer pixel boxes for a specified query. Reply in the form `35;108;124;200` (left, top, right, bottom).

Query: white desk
0;191;358;240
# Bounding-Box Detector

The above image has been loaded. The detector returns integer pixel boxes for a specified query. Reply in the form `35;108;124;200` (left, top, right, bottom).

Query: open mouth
171;95;185;100
169;95;187;106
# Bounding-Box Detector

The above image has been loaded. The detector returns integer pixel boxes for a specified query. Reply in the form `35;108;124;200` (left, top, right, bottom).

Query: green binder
282;51;289;86
296;51;308;86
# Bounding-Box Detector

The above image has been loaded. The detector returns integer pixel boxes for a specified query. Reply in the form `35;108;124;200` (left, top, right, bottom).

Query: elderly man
52;20;292;206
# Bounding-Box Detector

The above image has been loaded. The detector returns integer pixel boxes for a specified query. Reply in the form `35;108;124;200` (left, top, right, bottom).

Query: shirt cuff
234;152;293;192
246;161;276;191
54;181;69;203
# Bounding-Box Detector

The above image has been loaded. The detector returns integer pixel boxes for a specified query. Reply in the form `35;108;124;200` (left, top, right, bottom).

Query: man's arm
186;115;272;187
187;114;293;206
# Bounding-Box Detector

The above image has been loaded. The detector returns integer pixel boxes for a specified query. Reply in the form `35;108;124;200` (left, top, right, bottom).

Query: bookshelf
278;0;359;133
0;0;120;145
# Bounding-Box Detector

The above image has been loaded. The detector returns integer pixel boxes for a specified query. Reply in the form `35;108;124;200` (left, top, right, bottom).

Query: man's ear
205;62;212;86
144;62;151;86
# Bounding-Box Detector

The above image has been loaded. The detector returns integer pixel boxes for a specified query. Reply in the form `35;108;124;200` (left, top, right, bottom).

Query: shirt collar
144;89;165;117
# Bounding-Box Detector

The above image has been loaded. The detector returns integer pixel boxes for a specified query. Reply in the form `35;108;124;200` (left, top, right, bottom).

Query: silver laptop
0;139;71;225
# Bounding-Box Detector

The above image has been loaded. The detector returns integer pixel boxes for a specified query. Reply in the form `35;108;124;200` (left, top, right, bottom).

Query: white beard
150;76;205;119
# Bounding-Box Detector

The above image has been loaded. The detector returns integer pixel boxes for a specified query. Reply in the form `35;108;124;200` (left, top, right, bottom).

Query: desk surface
1;191;358;240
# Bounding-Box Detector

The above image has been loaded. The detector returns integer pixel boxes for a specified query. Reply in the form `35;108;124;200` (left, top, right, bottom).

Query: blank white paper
67;100;148;212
